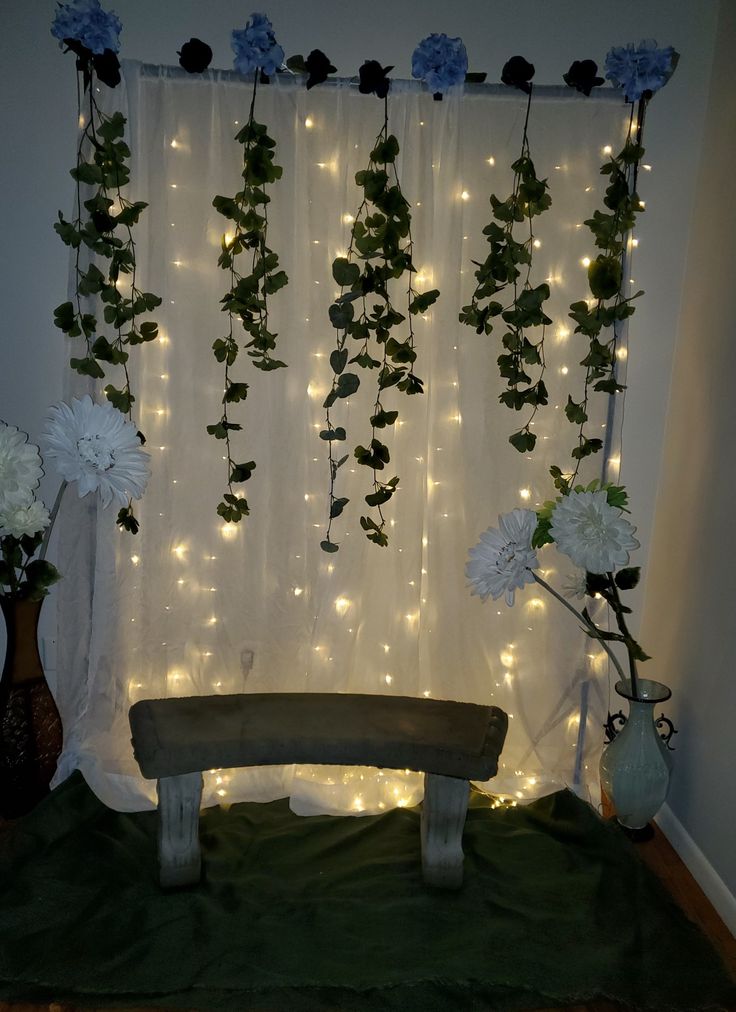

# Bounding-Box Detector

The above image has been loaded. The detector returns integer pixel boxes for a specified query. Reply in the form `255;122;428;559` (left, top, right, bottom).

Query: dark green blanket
0;773;733;1010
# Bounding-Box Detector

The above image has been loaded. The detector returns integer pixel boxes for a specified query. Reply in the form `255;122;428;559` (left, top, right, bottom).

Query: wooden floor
0;816;734;1012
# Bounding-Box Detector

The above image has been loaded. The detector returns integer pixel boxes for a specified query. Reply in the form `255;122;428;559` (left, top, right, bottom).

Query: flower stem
39;481;68;562
531;571;627;683
606;574;640;700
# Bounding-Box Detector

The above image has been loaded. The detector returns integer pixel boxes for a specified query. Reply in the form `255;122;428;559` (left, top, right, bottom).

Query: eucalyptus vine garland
322;67;439;553
51;1;160;534
208;16;288;524
459;61;552;454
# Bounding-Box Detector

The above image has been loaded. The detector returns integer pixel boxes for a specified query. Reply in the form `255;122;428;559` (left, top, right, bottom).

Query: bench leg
420;773;470;889
157;772;203;888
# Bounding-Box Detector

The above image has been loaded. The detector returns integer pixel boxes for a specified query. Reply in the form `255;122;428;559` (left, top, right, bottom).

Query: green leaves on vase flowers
0;533;61;601
52;78;160;537
459;103;552;455
209;81;288;527
321;113;437;553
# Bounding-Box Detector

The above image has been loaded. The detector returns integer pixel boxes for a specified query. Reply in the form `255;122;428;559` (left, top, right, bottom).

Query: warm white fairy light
616;347;628;360
500;649;514;668
560;365;569;375
581;256;591;268
293;587;303;597
172;544;186;559
335;596;350;616
342;212;354;224
602;144;613;155
304;116;314;128
131;555;140;566
519;487;531;500
460;190;470;201
170;139;179;149
533;238;542;249
220;524;237;540
486;156;495;166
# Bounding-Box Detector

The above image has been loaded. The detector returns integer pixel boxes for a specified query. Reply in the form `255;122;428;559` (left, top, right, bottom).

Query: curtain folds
54;62;630;814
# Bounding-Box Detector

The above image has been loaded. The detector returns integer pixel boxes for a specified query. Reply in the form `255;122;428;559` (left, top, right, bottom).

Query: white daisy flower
562;568;589;600
0;493;50;539
42;396;150;508
466;509;539;606
550;490;639;574
0;423;44;510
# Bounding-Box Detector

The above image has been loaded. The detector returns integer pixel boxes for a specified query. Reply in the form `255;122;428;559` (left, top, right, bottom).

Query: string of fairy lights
108;78;638;810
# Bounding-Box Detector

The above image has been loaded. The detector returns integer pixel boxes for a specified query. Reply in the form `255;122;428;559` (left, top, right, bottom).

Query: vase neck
1;597;44;685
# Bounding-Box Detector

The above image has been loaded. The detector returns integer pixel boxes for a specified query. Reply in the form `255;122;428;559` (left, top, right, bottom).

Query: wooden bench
129;692;508;890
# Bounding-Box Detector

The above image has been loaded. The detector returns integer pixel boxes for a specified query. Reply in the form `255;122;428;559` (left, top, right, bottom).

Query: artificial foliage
459;80;552;454
208;76;288;524
321;82;439;552
51;36;160;535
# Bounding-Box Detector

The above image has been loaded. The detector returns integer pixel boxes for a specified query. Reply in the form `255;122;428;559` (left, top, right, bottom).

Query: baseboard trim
655;803;736;937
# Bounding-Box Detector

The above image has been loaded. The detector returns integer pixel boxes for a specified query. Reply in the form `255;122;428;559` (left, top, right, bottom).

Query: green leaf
319;427;347;441
509;430;537;453
53;301;77;333
230;460;256;482
70;356;105;379
408;289;439;315
330;496;350;519
92;336;128;365
263;270;288;295
138;320;159;342
116;506;140;535
329;301;355;330
370;134;400;164
223;382;249;403
588;256;622;300
565;396;588;425
336;372;360;398
615;567;640;590
370;409;399;428
320;539;340;553
332;258;361;287
104;384;133;413
330;348;348;375
359;515;388;547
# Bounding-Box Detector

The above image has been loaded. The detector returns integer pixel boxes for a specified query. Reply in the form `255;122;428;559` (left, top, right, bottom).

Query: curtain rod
130;61;626;104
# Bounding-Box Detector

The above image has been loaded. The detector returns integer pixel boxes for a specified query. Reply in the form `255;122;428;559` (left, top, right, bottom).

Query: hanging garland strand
322;65;438;553
209;72;288;524
459;61;552;454
51;13;160;535
557;40;678;484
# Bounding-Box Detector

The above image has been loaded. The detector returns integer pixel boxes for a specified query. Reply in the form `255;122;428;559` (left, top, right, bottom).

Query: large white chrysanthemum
0;423;44;510
466;509;539;606
550;490;639;574
42;396;150;508
0;493;50;539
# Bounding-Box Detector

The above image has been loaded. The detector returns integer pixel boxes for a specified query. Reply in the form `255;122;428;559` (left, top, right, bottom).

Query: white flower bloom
550;490;639;574
563;568;589;600
466;509;539;606
42;396;150;508
0;493;50;539
0;423;43;510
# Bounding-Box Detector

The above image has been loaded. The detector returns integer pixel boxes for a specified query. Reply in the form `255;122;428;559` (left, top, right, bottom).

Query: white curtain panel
54;62;630;814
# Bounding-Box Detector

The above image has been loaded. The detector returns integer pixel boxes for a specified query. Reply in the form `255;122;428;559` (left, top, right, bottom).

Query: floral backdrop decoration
51;0;159;536
467;40;679;707
207;13;290;525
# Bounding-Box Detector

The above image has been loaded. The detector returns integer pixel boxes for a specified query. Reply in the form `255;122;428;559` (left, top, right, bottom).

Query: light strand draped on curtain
53;62;631;815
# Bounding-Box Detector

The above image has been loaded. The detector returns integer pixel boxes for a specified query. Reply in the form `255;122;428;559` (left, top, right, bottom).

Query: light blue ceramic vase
599;678;672;830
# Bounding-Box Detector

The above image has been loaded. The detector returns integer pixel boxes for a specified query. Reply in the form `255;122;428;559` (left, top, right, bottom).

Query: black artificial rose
92;48;121;88
563;59;604;96
178;38;213;74
501;55;535;94
358;60;393;99
305;49;337;89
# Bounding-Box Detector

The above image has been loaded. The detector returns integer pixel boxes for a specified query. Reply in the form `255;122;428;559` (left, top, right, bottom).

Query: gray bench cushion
129;692;508;782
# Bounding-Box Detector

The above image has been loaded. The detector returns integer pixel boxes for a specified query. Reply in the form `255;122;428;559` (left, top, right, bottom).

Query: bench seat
129;692;508;890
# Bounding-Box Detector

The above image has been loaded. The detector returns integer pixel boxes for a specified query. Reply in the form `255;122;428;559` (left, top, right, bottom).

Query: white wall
1;0;729;904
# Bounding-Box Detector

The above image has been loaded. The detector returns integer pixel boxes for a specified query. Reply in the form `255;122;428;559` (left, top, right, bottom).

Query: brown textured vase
0;597;63;818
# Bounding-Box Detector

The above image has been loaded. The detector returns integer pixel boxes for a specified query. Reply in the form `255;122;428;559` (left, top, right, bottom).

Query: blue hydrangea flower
604;39;678;102
231;12;285;77
51;0;122;55
411;33;468;95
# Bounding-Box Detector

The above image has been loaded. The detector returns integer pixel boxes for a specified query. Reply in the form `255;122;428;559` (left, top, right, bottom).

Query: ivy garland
208;76;288;524
321;67;439;553
52;52;160;535
459;68;552;454
562;99;647;473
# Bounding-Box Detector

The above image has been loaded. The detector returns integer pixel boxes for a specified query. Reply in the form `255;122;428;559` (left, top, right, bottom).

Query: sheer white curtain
54;62;630;814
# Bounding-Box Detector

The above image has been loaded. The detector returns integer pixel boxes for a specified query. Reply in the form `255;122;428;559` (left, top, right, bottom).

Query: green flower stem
531;571;627;684
39;481;68;563
606;573;640;700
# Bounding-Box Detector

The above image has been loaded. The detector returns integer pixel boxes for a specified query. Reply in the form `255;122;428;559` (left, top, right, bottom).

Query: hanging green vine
208;77;288;524
563;100;647;474
459;84;552;454
52;54;160;534
321;72;438;553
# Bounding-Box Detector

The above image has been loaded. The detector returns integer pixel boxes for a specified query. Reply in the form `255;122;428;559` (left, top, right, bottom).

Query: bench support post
420;772;470;889
157;772;203;888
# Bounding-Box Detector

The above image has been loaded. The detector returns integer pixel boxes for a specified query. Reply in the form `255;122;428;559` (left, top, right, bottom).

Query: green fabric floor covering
0;773;733;1011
